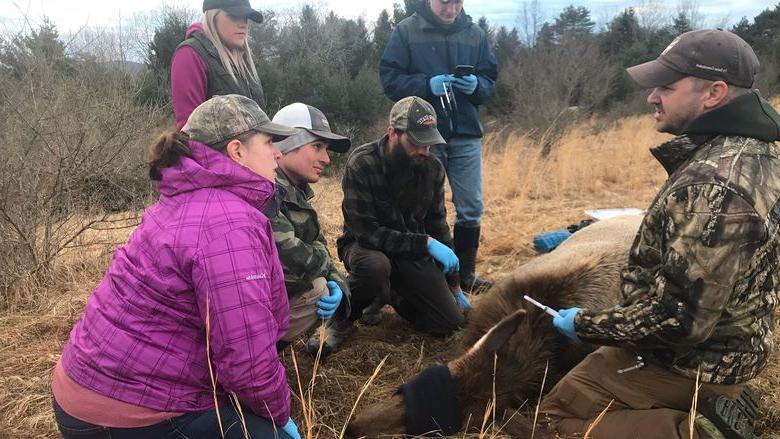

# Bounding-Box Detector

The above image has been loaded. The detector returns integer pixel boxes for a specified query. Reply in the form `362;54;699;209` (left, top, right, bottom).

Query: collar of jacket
416;5;472;34
650;135;712;176
683;89;780;143
157;140;275;212
276;168;314;205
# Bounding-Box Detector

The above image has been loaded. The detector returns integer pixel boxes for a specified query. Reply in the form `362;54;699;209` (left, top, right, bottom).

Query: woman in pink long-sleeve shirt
171;0;266;129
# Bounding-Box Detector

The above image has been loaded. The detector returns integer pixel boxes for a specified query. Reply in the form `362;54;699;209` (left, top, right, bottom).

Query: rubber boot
698;386;761;439
453;224;492;294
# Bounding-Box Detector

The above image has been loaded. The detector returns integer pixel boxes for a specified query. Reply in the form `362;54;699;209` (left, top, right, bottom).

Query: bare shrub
0;23;164;309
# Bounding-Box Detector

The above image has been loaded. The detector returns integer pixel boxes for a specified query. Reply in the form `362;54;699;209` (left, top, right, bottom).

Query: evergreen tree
147;10;189;77
372;10;393;63
671;12;692;35
477;16;493;42
552;5;595;42
0;17;70;78
493;26;521;64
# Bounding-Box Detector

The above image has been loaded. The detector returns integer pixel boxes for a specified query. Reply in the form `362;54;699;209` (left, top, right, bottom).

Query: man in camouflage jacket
265;103;352;357
542;30;780;438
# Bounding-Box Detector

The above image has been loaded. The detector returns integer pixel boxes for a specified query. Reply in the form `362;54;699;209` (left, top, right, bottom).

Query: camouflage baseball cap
627;29;759;88
182;94;296;147
389;96;445;147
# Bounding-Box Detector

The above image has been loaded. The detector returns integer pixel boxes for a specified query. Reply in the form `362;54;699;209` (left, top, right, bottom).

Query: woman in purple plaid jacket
51;95;303;439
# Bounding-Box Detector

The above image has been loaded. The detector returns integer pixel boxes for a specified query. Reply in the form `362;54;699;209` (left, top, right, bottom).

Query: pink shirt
170;44;209;130
52;359;183;428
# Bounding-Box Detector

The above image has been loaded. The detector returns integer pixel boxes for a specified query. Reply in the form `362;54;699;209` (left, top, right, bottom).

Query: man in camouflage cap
263;102;352;358
336;96;471;337
540;29;780;438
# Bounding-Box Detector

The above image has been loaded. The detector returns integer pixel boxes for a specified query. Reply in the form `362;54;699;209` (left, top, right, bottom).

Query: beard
387;145;437;214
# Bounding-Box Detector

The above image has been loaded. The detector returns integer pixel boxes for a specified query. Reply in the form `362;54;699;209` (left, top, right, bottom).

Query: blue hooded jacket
379;6;498;141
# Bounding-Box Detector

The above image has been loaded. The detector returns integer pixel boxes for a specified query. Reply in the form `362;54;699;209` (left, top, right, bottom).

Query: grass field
1;102;779;438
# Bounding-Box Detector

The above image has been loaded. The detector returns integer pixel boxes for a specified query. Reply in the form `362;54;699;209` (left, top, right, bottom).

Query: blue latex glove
427;238;459;274
454;290;471;312
429;74;453;97
553;307;582;343
316;281;343;320
451;74;478;95
533;230;572;253
282;417;301;439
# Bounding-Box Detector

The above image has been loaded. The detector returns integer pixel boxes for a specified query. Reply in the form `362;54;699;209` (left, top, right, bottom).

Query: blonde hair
201;10;260;84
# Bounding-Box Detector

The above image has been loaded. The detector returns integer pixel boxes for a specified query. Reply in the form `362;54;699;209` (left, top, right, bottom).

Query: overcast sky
0;0;772;35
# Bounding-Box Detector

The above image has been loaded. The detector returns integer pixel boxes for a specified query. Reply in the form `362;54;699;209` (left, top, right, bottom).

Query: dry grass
2;105;780;438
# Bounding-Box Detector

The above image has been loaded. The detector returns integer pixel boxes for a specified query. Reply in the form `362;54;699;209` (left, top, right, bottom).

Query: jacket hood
186;22;203;38
417;4;472;34
158;140;275;211
684;90;780;143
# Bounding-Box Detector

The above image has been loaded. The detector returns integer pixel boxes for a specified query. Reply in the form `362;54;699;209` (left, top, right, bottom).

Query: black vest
177;31;266;109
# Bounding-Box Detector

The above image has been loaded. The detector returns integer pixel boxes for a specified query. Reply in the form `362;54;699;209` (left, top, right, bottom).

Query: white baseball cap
272;103;351;153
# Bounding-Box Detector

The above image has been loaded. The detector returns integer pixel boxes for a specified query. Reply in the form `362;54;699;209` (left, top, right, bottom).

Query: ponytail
148;131;192;181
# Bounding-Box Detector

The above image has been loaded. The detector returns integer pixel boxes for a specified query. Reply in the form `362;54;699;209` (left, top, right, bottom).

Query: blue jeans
53;398;292;439
432;136;483;227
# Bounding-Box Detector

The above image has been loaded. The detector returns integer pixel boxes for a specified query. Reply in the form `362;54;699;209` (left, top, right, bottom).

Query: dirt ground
2;108;780;438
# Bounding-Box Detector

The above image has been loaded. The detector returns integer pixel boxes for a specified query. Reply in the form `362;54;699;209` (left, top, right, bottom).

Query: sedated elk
346;215;642;438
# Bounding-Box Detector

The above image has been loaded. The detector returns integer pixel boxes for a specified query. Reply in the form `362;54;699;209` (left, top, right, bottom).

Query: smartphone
454;64;474;77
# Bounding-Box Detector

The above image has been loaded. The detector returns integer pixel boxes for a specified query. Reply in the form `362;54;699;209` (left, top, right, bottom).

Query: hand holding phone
454;64;474;78
451;66;478;95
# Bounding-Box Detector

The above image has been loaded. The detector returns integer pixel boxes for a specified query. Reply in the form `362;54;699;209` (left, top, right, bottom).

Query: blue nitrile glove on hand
282;417;301;439
533;230;572;253
553;307;582;343
451;74;479;95
316;281;343;320
427;237;459;274
454;290;471;312
429;74;453;97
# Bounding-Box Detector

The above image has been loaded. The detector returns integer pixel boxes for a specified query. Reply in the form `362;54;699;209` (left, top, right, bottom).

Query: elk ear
475;308;526;355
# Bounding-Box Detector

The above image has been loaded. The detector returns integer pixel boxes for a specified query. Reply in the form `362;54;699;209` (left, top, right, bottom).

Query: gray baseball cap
627;29;759;88
272;103;351;153
389;96;445;147
182;94;296;147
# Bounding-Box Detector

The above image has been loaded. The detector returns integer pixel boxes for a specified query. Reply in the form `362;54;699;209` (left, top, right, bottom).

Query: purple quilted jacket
60;140;291;425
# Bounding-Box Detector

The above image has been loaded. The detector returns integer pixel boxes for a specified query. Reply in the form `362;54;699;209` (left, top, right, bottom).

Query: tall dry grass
478;115;669;278
2;102;780;438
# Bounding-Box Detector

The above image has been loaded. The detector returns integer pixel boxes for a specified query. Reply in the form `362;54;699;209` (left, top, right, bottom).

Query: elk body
347;215;642;438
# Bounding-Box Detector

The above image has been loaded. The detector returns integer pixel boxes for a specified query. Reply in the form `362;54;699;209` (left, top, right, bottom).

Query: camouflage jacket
575;91;780;384
264;170;348;299
336;135;453;260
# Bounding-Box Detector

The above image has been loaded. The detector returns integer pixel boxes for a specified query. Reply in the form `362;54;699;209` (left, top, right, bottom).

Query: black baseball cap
203;0;263;23
627;29;759;88
390;96;446;147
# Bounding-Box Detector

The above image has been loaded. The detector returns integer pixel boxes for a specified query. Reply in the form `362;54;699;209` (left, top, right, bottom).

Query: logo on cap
416;115;436;127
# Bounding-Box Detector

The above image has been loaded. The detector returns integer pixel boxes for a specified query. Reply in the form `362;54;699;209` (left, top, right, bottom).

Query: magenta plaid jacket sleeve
192;225;291;426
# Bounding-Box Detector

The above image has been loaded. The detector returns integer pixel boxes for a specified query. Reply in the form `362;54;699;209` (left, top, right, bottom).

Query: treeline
4;2;778;142
137;1;780;139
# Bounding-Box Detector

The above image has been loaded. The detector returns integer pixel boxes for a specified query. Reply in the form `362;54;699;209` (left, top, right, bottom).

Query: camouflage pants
541;347;741;438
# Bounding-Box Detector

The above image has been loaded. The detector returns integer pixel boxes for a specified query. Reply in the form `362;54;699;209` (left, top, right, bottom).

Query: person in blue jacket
379;0;498;293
